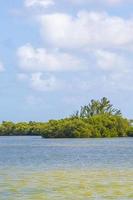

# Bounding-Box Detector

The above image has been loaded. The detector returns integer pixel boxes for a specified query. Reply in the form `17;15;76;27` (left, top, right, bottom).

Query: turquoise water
0;137;133;199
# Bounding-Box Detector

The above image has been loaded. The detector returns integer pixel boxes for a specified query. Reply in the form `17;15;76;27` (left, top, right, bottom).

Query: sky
0;0;133;122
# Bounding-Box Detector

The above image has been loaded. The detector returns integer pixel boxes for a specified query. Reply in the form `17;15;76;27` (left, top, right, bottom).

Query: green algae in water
0;169;133;200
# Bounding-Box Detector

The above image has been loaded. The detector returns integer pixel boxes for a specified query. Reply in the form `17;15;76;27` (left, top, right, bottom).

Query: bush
127;126;133;137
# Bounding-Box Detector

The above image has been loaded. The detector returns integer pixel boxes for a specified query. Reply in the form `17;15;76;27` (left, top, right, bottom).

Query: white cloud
17;72;62;91
30;72;60;91
0;61;4;72
17;73;28;81
17;7;133;94
25;0;54;8
102;70;133;91
17;44;85;72
68;0;131;5
93;49;132;90
94;49;128;71
38;11;133;50
25;0;132;7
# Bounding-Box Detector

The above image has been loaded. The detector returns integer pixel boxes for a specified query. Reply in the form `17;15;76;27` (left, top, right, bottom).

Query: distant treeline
0;97;133;138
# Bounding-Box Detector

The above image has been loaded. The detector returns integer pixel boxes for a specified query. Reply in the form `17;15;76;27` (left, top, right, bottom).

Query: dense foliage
40;114;130;138
0;97;133;138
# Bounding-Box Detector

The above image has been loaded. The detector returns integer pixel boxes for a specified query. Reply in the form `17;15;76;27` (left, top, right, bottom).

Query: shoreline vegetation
0;97;133;138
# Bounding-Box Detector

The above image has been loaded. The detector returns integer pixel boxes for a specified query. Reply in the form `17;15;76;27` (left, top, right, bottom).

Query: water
0;136;133;199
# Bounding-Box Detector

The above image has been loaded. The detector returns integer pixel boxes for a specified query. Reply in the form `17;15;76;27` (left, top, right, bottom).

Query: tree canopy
74;97;121;118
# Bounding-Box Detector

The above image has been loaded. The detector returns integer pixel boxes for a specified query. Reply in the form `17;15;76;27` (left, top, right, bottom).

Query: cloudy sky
0;0;133;121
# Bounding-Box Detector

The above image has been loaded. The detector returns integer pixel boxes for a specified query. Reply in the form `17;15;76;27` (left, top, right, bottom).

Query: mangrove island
0;97;133;138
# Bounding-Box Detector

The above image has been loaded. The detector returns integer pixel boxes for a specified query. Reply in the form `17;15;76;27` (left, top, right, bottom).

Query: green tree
78;97;121;118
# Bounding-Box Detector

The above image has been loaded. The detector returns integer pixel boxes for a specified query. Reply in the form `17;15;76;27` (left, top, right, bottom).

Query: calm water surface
0;136;133;199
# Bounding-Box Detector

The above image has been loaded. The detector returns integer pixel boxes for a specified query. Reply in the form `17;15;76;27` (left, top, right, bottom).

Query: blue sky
0;0;133;122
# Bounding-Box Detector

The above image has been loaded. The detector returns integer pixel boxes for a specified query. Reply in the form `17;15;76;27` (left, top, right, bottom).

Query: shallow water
0;137;133;199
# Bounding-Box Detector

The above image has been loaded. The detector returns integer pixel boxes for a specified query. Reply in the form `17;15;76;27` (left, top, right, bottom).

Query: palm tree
79;97;121;118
